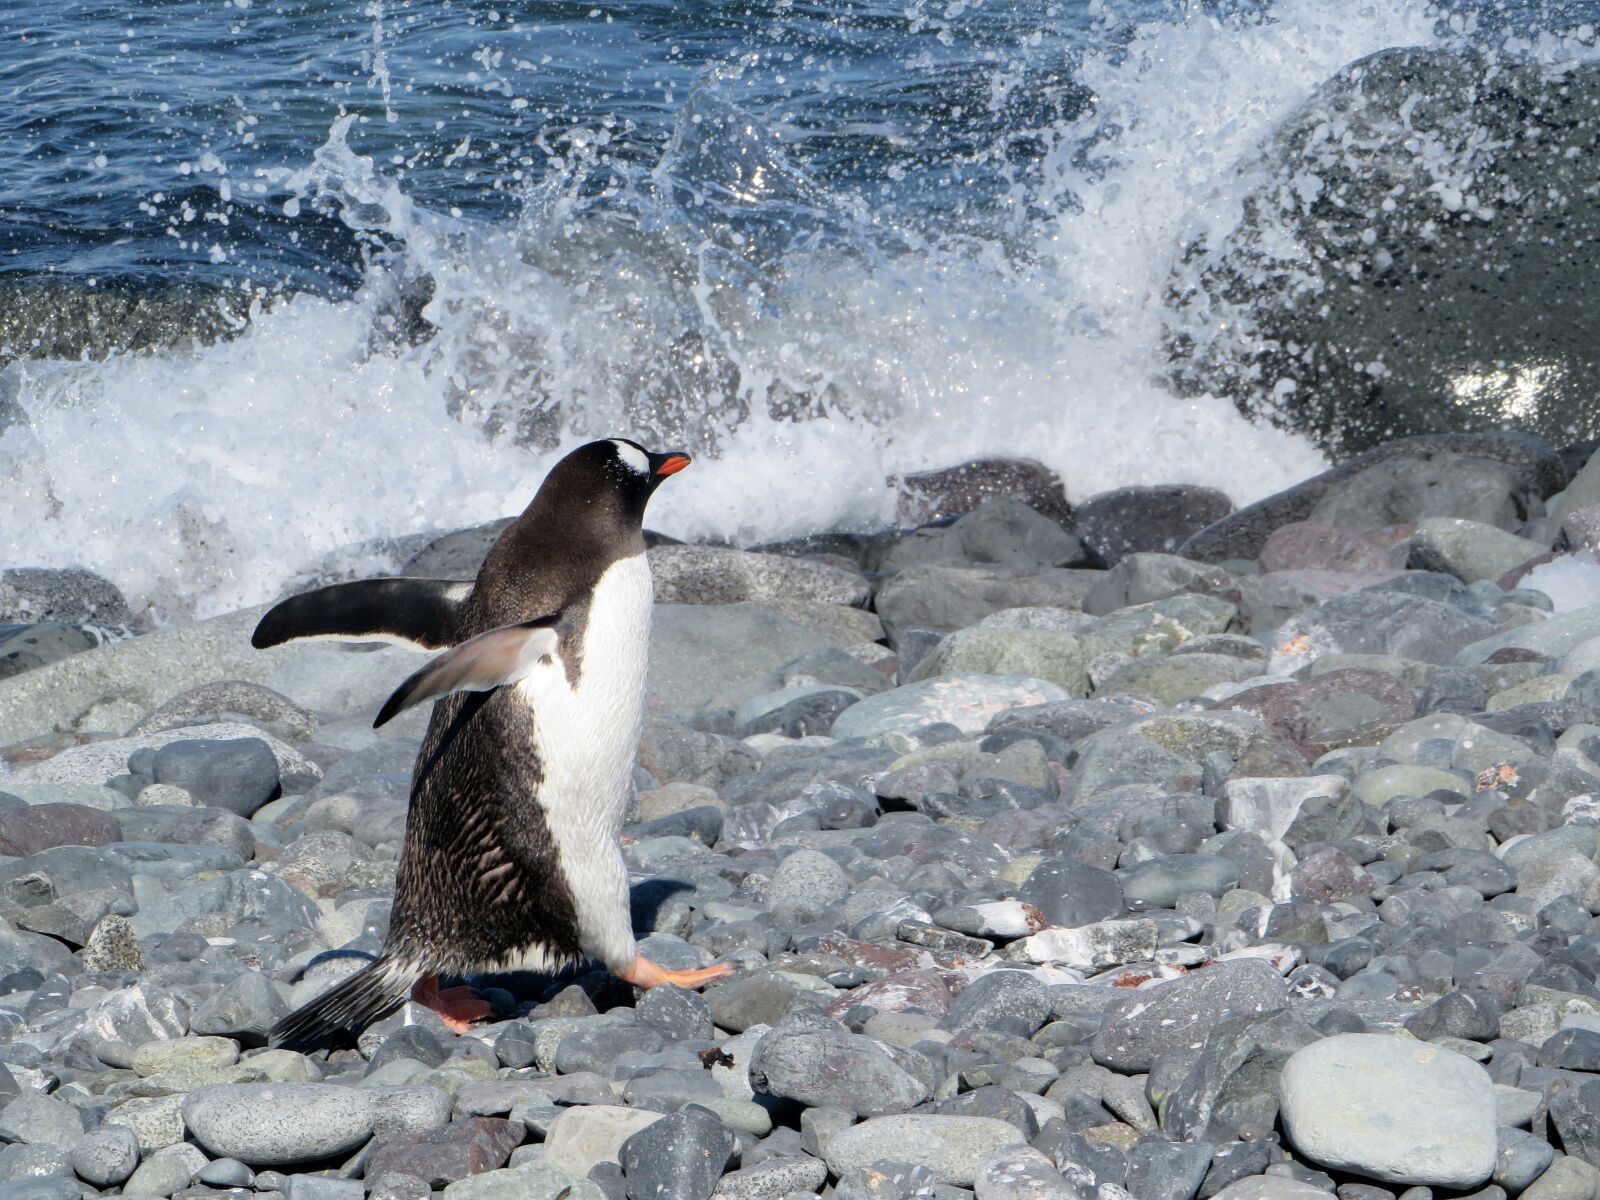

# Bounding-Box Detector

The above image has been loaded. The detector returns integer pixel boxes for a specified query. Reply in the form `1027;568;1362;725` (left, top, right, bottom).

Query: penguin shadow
287;874;698;1043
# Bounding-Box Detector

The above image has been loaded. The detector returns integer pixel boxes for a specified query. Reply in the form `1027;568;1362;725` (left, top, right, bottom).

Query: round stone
823;1115;1027;1187
1278;1034;1497;1188
180;1084;374;1167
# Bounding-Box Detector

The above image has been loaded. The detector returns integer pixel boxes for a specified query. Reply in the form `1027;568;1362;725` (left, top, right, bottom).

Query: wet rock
649;545;869;608
894;459;1072;528
1182;436;1564;563
884;499;1091;573
0;567;134;628
1075;486;1235;568
1268;590;1497;674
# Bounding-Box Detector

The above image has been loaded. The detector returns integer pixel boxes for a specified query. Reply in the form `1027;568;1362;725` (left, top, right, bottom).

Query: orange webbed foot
409;975;493;1034
614;956;735;990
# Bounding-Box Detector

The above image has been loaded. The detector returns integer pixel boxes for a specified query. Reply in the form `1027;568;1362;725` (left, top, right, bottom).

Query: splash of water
4;0;1582;623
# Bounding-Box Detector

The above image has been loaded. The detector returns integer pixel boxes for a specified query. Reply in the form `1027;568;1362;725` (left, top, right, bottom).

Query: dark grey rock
1127;1138;1214;1200
704;973;799;1034
894;459;1072;528
141;737;281;817
1161;1010;1321;1143
748;1028;929;1117
1406;990;1503;1043
1092;960;1290;1073
618;1106;734;1200
1016;858;1124;928
189;970;290;1045
1493;1130;1554;1195
736;690;860;739
0;567;134;628
940;971;1051;1038
1537;1028;1600;1072
1120;855;1239;910
1076;486;1235;568
0;1095;83;1152
553;1025;665;1075
1180;434;1566;563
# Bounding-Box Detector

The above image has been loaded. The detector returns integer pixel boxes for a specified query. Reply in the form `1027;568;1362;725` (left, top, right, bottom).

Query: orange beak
654;453;691;477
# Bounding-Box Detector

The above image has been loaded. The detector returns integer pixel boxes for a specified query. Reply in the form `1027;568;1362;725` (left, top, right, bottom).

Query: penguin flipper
252;578;473;652
373;618;560;728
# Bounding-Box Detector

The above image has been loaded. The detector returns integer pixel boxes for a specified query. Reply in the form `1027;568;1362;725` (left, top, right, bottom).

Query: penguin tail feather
271;957;418;1053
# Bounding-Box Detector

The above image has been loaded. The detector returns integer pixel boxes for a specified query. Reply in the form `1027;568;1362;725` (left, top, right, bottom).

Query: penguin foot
409;975;493;1034
616;956;734;991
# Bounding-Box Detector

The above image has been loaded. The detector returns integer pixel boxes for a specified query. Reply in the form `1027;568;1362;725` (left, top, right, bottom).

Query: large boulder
1181;433;1566;563
1169;46;1600;457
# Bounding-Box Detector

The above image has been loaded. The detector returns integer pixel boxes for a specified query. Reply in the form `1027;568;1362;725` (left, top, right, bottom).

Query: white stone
1014;918;1159;972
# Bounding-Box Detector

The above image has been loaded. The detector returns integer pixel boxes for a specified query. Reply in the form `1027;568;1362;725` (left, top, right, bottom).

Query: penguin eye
610;440;650;476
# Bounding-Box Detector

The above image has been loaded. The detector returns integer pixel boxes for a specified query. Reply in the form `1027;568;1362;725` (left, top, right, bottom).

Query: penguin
254;438;732;1050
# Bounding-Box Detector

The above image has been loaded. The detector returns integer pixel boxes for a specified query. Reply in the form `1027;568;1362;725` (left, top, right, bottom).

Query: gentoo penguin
254;438;732;1049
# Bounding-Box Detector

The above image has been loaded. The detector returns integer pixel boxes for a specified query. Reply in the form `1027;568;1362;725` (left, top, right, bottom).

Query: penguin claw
616;956;735;991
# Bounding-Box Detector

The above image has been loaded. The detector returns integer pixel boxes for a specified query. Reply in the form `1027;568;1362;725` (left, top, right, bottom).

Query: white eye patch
611;440;650;475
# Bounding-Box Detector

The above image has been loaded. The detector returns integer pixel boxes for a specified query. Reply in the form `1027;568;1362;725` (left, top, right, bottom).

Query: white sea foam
0;0;1582;621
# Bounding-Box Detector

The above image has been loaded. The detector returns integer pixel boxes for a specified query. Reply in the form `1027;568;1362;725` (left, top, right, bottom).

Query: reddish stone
1497;550;1562;591
1289;848;1374;903
894;459;1071;527
1258;522;1413;573
812;934;966;974
0;803;120;857
1218;669;1417;760
824;968;961;1020
1485;647;1553;665
364;1118;522;1188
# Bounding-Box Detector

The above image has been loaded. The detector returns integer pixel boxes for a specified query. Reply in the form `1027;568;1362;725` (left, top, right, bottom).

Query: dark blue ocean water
2;0;1599;619
1;0;1117;291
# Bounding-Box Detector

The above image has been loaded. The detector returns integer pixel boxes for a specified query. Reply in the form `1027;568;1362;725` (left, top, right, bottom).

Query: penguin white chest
516;552;652;967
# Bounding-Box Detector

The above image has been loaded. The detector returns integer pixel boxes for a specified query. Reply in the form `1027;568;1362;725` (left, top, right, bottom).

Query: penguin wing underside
251;578;474;652
373;618;560;728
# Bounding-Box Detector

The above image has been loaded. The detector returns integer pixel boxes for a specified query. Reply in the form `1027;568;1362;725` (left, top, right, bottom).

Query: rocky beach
2;430;1600;1200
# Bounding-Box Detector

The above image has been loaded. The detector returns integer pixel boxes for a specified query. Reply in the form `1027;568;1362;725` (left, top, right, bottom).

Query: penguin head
537;438;692;528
